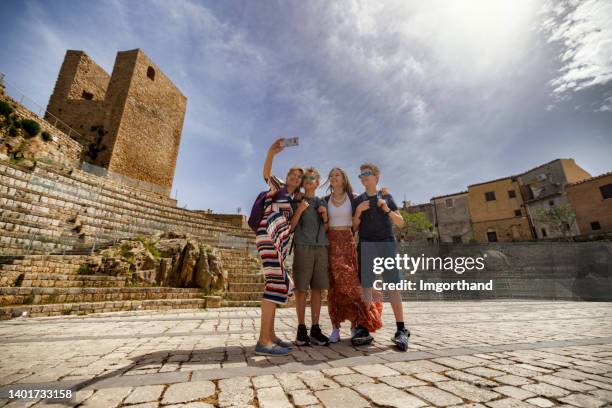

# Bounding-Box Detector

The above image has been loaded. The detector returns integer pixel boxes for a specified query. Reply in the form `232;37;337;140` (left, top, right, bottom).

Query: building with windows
566;172;612;236
518;159;591;239
430;191;473;243
467;176;533;242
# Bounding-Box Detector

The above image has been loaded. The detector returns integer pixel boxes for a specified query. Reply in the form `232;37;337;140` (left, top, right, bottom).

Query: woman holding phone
255;137;303;356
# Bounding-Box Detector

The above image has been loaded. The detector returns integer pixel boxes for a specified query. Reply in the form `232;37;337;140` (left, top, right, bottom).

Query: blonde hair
304;166;320;178
286;166;304;180
360;162;380;176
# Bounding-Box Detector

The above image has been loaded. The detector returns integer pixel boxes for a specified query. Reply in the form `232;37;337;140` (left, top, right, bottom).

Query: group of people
254;138;410;356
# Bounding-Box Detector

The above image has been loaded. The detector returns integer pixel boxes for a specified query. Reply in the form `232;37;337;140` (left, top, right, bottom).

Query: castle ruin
45;49;186;195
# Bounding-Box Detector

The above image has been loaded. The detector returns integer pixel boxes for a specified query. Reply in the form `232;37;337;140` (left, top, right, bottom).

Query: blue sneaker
255;342;290;356
273;338;293;349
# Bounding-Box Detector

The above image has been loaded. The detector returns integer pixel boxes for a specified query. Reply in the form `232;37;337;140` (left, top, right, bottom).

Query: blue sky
1;0;611;213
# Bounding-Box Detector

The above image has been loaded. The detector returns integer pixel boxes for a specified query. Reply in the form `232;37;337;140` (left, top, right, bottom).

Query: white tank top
328;194;352;227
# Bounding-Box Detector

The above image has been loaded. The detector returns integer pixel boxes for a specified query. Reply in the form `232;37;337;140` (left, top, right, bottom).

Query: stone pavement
0;300;611;407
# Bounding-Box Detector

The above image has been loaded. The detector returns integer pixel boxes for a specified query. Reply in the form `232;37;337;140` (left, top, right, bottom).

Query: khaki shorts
292;244;329;291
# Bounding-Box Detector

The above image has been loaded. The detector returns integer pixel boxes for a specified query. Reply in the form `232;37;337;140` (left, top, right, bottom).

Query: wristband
384;209;391;215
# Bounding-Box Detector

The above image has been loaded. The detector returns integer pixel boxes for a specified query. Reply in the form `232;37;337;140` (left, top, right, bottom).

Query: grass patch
77;264;93;275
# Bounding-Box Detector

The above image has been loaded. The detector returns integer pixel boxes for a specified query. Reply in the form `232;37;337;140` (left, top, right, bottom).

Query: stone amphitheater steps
0;272;127;288
0;287;204;306
0;161;255;254
0;298;207;319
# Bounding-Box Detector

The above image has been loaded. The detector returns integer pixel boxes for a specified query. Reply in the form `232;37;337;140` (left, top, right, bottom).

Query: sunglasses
358;170;374;178
303;175;318;181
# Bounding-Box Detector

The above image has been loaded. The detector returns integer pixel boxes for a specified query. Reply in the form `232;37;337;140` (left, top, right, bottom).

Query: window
514;209;522;217
591;221;601;231
487;231;498;242
541;228;548;238
81;91;93;100
508;190;516;198
600;183;612;199
147;66;156;80
526;186;534;200
452;236;462;243
485;191;496;201
445;198;453;208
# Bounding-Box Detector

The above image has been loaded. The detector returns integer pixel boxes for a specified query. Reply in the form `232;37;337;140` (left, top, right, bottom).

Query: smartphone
282;137;299;147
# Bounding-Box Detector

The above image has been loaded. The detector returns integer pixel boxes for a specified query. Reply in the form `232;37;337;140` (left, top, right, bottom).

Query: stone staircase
219;249;264;307
0;160;254;255
0;247;266;319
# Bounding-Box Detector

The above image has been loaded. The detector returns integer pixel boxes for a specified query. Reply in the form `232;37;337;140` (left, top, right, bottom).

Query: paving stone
386;360;449;374
332;373;374;387
521;382;571;398
465;366;506;378
589;388;612;402
289;389;318;406
496;375;534;386
165;403;214;408
493;386;536;400
558;393;607;408
315;387;369;408
488;365;541;378
300;375;340;391
525;397;555;407
218;376;254;407
123;385;164;404
256;386;292;408
485;398;537;408
584;380;612;391
534;374;596;392
276;373;307;391
356;383;426;408
161;381;215;404
380;375;428;388
252;375;280;389
352;363;399;377
407;385;463;406
80;387;132;407
414;371;449;382
444;370;499;387
321;367;353;376
437;381;500;402
433;357;475;369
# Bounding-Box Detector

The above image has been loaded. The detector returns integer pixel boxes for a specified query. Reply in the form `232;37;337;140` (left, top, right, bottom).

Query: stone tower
46;49;187;194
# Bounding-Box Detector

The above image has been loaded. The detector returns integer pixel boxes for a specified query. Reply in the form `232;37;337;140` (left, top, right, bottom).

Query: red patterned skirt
327;229;383;332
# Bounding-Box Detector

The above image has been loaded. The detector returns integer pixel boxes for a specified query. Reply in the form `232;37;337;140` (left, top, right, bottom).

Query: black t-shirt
354;192;398;241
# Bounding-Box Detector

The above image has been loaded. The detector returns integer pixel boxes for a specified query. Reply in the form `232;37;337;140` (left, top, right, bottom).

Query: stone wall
107;50;186;191
395;242;612;301
525;194;581;239
566;173;612;235
0;91;82;168
431;192;473;243
46;49;186;195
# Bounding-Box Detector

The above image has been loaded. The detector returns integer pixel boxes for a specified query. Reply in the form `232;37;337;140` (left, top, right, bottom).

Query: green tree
398;210;436;242
534;203;576;241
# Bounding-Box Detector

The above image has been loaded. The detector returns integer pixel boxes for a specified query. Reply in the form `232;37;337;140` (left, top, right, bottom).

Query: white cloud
541;0;612;109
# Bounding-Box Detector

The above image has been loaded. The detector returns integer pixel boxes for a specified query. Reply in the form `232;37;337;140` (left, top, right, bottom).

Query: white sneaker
329;328;341;343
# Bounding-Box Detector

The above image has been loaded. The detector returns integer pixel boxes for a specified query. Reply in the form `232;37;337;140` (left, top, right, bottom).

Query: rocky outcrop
88;232;227;294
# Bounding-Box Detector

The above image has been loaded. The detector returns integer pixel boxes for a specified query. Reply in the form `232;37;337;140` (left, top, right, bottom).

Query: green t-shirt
293;196;329;246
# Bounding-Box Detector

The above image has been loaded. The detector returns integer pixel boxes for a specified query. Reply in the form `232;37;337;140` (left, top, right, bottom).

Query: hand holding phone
282;137;299;147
